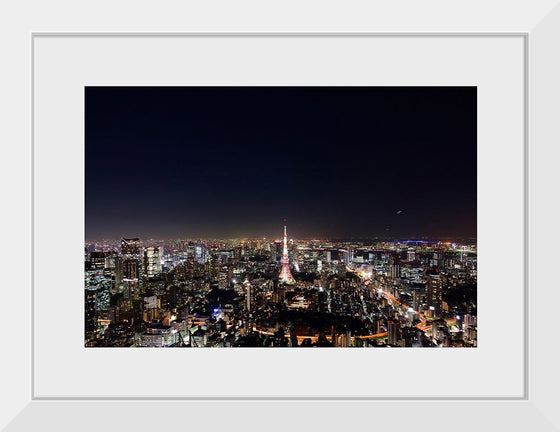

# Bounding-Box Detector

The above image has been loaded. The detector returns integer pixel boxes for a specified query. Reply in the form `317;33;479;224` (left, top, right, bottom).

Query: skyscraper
426;272;443;316
245;281;252;312
143;246;162;278
105;254;123;294
121;238;140;257
90;251;108;270
388;319;400;346
85;289;97;335
278;225;295;284
389;254;401;281
122;238;141;299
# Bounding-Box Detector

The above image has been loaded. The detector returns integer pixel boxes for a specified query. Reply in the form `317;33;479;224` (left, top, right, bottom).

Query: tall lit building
278;225;295;284
412;289;422;312
121;238;140;257
105;254;123;294
271;241;282;263
339;249;350;265
90;251;108;270
122;238;141;298
123;259;140;300
123;259;139;280
388;319;400;346
143;246;162;278
245;281;252;312
389;254;400;281
407;248;416;261
195;243;206;264
85;289;97;335
426;272;443;315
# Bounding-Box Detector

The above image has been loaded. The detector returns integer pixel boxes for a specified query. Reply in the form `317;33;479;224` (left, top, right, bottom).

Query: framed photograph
2;1;559;430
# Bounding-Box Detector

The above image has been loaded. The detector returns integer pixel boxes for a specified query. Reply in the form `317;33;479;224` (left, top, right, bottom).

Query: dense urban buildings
84;227;477;347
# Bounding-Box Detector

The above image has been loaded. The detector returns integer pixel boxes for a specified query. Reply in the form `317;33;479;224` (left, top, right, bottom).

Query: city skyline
85;225;477;348
86;86;477;240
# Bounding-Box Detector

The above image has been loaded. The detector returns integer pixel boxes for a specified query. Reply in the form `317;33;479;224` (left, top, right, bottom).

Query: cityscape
85;86;477;348
85;229;477;347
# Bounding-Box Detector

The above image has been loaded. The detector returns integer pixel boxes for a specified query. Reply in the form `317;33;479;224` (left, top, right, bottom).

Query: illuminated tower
279;225;295;284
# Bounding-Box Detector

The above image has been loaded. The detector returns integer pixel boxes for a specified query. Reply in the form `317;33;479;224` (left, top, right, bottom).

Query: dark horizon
84;235;477;243
85;86;477;241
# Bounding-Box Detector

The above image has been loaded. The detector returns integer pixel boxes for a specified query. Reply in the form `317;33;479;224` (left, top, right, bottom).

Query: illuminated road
255;288;430;344
357;289;427;340
255;270;457;345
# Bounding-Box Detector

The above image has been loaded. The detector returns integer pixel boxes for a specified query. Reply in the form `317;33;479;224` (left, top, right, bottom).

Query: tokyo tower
279;224;296;284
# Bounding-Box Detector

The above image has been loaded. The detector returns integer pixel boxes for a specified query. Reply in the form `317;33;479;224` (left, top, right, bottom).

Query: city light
85;231;477;348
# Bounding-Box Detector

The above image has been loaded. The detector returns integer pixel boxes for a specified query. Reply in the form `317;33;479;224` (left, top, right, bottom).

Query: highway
255;270;456;345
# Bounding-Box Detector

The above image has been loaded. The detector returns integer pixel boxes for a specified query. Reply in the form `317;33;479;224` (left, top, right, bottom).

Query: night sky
85;87;476;241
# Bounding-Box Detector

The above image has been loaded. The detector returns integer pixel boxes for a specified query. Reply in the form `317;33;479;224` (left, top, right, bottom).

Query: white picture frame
2;1;559;430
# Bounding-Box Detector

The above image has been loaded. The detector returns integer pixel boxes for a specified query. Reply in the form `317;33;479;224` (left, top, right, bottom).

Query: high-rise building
122;238;141;298
246;281;252;312
407;248;416;262
279;225;295;284
388;319;400;346
339;249;350;265
464;314;477;328
123;259;139;280
96;284;111;311
137;322;185;347
412;289;423;312
195;243;206;264
400;262;424;284
123;259;140;300
90;251;108;270
337;261;347;277
271;241;283;263
85;289;97;335
121;238;140;257
143;246;162;278
389;254;400;281
426;272;443;315
209;248;220;282
218;266;231;289
105;254;123;294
